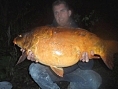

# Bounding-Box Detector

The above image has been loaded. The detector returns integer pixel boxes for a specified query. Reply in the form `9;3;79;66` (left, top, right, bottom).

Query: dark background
0;0;118;89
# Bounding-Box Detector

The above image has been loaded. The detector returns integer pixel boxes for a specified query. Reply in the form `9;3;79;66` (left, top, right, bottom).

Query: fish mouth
13;38;17;44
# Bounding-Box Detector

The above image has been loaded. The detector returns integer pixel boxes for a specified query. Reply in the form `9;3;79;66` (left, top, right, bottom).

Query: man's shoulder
70;19;78;28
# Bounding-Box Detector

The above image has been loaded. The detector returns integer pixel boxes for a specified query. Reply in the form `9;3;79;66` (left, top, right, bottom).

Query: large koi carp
13;26;118;77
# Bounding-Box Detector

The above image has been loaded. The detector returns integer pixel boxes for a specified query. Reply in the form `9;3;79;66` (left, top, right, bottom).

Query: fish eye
18;35;22;37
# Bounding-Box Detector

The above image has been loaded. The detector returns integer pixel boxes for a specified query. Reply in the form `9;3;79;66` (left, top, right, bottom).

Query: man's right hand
20;49;38;62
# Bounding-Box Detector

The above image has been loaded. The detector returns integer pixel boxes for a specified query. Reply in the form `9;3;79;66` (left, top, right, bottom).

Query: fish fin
88;51;100;59
50;66;64;77
16;50;27;65
89;54;100;59
101;54;114;69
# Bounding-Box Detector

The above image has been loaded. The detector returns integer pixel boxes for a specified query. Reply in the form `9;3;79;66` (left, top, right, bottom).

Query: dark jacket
51;18;78;28
51;18;94;74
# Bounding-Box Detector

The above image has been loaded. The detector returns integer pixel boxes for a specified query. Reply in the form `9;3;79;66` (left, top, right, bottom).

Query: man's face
53;4;71;27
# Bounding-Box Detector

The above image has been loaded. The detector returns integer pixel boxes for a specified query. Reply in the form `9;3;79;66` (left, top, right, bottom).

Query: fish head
13;33;29;65
13;34;23;47
13;34;26;49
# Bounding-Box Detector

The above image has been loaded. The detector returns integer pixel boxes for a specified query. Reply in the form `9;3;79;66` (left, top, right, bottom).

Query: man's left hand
80;51;100;62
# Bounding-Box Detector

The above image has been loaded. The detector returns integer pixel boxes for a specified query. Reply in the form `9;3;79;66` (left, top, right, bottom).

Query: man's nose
57;12;62;18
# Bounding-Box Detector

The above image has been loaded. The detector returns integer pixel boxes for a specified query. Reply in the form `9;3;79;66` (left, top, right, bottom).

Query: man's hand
21;49;99;63
80;51;100;62
80;52;89;62
27;51;37;62
20;49;38;62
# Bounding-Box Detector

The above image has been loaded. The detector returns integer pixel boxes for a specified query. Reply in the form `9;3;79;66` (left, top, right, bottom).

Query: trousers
29;63;102;89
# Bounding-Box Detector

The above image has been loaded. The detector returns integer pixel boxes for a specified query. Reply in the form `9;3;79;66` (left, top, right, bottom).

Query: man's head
52;0;72;27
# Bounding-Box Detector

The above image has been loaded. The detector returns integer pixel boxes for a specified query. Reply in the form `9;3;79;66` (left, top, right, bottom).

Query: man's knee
85;70;102;89
74;69;102;89
29;63;46;78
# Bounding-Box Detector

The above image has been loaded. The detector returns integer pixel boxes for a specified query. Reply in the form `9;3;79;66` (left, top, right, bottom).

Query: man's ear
68;10;72;16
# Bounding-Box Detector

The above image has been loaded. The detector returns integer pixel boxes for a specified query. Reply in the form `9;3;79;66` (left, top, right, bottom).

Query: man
27;0;102;89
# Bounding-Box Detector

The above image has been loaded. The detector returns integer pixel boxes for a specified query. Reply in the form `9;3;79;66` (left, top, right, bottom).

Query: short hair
52;0;70;10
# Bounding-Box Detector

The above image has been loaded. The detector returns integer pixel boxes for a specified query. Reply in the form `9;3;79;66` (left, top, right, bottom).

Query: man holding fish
25;0;102;89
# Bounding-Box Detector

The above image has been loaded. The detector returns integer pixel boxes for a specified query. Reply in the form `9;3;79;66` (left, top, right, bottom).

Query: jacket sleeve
78;60;94;70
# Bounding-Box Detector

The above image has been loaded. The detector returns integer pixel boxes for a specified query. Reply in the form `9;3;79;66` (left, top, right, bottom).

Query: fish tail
101;54;114;69
101;40;118;69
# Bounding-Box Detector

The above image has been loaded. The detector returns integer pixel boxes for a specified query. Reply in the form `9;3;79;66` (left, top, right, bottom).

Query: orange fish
13;26;118;77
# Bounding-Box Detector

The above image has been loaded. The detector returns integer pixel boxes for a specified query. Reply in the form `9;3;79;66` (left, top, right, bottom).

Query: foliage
82;10;99;27
0;0;36;87
0;43;19;79
0;1;52;89
73;10;100;30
